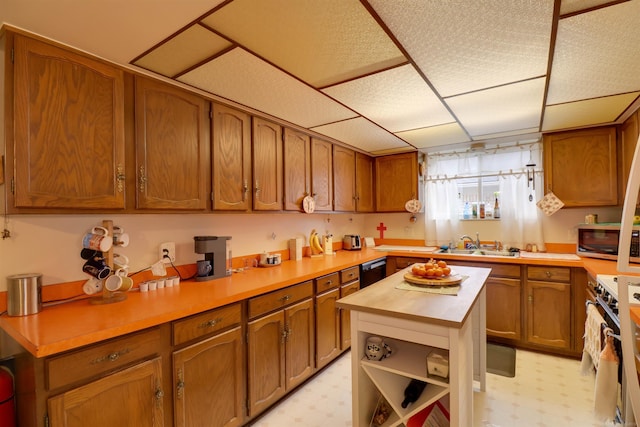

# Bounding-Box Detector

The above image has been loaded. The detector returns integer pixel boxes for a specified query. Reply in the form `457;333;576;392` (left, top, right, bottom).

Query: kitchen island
337;264;489;427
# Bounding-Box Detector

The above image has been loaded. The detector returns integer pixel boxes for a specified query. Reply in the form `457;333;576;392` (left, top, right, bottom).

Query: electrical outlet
159;242;176;264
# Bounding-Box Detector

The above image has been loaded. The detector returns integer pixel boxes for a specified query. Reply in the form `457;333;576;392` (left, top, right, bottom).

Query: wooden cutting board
403;272;463;287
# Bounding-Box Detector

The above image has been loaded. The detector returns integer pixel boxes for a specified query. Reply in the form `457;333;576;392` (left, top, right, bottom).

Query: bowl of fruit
404;259;462;286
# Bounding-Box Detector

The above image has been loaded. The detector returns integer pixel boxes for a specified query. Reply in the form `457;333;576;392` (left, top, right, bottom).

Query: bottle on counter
494;197;501;219
463;202;471;219
479;202;485;219
472;202;477;219
401;379;427;408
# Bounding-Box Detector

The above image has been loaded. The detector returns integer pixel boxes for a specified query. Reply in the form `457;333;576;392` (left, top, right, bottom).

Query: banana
313;233;324;254
309;229;324;254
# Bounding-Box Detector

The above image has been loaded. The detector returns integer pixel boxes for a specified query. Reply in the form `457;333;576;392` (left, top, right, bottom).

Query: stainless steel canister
6;273;42;316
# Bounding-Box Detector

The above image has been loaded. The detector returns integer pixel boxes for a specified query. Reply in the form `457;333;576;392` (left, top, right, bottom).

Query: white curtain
424;144;545;249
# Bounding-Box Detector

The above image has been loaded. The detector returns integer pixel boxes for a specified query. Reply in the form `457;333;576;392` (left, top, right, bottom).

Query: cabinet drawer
315;272;340;293
172;302;242;346
248;280;313;319
487;263;521;278
340;281;360;297
527;266;570;282
45;327;161;390
341;266;359;284
394;257;426;270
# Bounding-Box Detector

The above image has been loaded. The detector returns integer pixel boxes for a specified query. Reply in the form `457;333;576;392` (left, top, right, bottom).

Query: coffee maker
194;236;232;281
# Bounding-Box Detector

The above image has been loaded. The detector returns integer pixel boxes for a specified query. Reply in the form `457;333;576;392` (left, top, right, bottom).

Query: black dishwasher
360;257;387;288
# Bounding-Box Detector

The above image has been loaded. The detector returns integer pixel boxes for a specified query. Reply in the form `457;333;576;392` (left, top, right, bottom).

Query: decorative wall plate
405;199;422;213
302;195;316;213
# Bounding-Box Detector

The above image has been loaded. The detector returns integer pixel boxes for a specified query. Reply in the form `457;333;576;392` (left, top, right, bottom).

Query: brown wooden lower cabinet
525;280;571;350
247;283;315;418
173;327;244;427
486;276;521;340
315;288;340;369
48;357;164;427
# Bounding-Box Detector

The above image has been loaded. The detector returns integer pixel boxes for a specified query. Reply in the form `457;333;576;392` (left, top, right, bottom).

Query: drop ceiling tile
368;0;554;97
542;92;640;131
201;0;405;88
445;78;546;137
560;0;621;16
395;123;470;150
547;1;640;104
471;127;541;141
177;48;357;128
133;24;232;77
310;117;410;153
322;64;453;133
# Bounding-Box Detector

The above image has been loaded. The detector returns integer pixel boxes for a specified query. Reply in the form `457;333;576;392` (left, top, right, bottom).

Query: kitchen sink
436;248;519;257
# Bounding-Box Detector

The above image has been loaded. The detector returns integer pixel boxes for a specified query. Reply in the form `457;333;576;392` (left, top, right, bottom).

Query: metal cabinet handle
116;164;125;193
545;271;552;278
198;318;222;329
91;348;131;365
242;179;249;201
176;368;185;399
138;165;147;192
280;295;291;303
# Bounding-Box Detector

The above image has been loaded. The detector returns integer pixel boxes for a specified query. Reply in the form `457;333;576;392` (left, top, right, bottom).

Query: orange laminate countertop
0;249;385;358
3;246;639;358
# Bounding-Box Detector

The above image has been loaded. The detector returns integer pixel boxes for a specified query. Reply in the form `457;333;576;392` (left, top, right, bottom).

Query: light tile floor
250;348;621;427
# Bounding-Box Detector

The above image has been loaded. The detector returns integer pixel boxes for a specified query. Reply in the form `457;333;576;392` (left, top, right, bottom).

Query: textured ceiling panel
547;1;640;104
395;123;470;150
201;0;406;88
322;64;453;133
133;25;232;77
178;48;357;128
446;78;546;137
368;0;554;97
310;117;410;154
542;92;640;131
560;0;622;16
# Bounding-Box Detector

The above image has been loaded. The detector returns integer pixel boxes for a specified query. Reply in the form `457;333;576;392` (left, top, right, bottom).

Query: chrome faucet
460;232;480;249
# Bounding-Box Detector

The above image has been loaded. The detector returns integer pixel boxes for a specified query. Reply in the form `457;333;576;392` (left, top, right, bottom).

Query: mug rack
89;219;127;305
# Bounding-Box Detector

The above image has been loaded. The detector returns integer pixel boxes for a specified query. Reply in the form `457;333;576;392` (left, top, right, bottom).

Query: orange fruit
437;260;447;268
442;267;451;276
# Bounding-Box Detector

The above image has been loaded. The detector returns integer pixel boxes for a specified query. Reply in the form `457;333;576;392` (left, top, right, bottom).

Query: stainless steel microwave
577;223;640;262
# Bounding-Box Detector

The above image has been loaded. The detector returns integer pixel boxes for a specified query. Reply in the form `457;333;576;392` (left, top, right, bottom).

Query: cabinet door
285;299;315;390
135;77;209;210
247;310;286;417
525;280;571;349
315;288;341;369
311;138;333;211
543;127;617;207
252;118;283;211
355;153;374;212
283;128;311;211
619;111;640;206
375;152;418;212
332;145;355;212
12;34;125;210
48;357;164;427
212;103;251;210
340;281;360;350
173;327;244;427
486;277;521;340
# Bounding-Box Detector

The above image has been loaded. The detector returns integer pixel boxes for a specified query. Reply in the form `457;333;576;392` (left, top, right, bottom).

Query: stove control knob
595;284;603;295
604;294;612;304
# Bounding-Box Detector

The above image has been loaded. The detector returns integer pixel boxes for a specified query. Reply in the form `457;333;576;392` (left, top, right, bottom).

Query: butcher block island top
337;264;490;328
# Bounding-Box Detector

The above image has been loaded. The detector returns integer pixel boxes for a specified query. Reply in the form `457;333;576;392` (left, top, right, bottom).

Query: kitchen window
424;142;545;249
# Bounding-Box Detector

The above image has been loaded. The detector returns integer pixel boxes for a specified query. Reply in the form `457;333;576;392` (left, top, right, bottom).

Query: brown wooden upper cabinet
332;145;356;211
9;33;126;211
311;138;334;211
283;128;311;211
134;77;210;210
211;103;252;211
355;152;374;212
619;111;640;206
375;152;418;212
252;118;283;211
543;127;617;207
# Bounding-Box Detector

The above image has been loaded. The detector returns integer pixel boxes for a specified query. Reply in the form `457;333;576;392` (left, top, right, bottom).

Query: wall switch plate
159;242;176;264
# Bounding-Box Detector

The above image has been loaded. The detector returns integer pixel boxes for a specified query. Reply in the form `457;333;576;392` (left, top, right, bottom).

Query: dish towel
594;328;619;422
581;304;605;374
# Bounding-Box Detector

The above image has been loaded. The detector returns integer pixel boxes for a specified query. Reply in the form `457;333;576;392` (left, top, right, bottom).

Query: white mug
365;336;392;361
113;253;129;270
82;226;112;252
112;226;130;248
82;277;103;295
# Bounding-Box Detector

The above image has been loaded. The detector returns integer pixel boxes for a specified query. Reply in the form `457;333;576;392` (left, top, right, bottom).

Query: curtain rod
426;169;542;182
427;140;541;159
